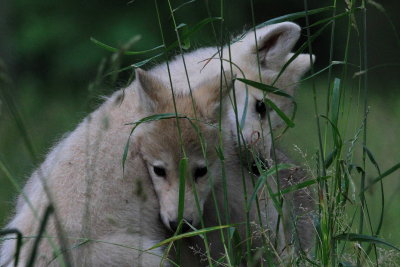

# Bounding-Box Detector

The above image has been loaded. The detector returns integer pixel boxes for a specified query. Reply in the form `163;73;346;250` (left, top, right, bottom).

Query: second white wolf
151;22;315;263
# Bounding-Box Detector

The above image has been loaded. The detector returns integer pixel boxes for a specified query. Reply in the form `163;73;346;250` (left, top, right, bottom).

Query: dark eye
255;100;267;118
194;166;208;180
153;166;166;177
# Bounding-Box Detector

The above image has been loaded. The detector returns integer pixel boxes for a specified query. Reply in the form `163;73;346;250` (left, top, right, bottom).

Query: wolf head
134;69;232;232
151;22;314;169
223;22;315;164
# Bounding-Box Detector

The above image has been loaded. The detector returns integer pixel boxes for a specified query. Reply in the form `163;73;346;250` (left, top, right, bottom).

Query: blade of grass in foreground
27;205;55;267
362;162;400;192
272;176;331;196
0;229;22;266
91;17;222;56
335;233;400;252
147;224;234;251
255;6;333;28
122;113;187;173
247;164;292;210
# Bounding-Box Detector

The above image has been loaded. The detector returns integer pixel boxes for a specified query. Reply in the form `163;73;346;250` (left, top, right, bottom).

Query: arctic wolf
151;22;315;263
0;69;233;266
151;22;315;162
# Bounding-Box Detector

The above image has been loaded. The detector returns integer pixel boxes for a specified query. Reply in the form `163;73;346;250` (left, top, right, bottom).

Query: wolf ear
288;53;316;79
193;71;234;121
136;68;167;112
251;22;301;65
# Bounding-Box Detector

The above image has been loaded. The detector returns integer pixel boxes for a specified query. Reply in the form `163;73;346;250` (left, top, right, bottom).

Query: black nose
250;158;270;176
169;220;193;233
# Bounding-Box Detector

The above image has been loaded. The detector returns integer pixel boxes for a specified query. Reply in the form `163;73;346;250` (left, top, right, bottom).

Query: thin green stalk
0;67;71;267
226;43;253;265
248;0;281;261
323;0;337;176
303;1;329;263
154;1;189;265
203;1;235;262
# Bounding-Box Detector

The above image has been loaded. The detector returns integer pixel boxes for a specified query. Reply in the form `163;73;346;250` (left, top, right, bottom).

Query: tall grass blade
273;176;331;196
177;157;188;224
172;0;197;13
255;6;333;28
335;233;400;252
122;113;186;173
147;224;234;250
236;78;293;98
263;98;295;128
0;229;22;267
363;162;400;192
27;205;55;267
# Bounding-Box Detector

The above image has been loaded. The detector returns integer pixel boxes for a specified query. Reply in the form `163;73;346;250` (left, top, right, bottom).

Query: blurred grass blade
363;146;381;174
164;17;222;52
247;163;291;208
177;157;188;224
147;224;233;250
273;22;331;85
264;98;295;128
299;61;346;83
178;24;191;50
324;148;338;169
27;205;55;267
320;115;343;148
172;0;197;13
273;176;331;196
179;17;222;41
239;82;249;130
363;162;400;192
255;6;333;28
306;8;361;28
90;36;166;55
335;233;400;252
0;229;22;266
131;53;164;68
236;78;293;98
125;113;186;126
228;227;243;265
0;65;37;162
330;78;341;127
122;113;186;173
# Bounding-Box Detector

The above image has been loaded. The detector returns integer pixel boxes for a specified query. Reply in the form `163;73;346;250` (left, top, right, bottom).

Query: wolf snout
250;157;270;176
169;219;193;233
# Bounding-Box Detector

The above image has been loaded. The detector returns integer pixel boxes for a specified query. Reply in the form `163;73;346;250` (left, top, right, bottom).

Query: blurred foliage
0;0;399;248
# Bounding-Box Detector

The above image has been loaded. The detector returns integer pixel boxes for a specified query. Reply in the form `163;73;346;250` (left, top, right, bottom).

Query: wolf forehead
138;117;218;159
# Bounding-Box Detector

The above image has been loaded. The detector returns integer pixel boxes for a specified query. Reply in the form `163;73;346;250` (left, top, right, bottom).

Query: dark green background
1;0;399;248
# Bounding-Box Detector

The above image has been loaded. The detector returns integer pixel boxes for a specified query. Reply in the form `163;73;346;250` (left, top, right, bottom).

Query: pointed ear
193;71;234;121
251;22;301;65
136;68;167;112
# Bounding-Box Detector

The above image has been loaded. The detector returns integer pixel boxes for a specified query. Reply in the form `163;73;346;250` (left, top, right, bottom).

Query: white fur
0;69;233;266
151;22;314;160
0;81;170;266
0;22;314;266
150;22;315;264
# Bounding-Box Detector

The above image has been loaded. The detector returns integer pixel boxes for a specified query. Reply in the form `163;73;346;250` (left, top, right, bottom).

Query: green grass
1;0;400;266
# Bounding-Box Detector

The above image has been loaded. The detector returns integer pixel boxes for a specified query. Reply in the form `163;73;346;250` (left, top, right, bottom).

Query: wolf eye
194;166;208;180
153;166;166;177
255;100;267;119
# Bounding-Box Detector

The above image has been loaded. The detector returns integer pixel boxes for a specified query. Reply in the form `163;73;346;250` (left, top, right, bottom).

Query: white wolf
151;22;315;263
0;69;234;266
151;22;315;162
